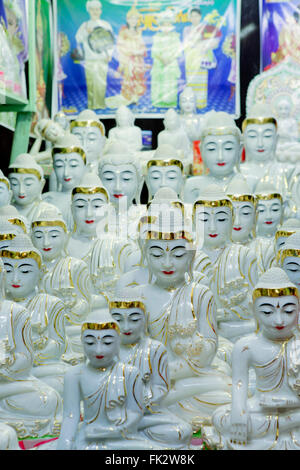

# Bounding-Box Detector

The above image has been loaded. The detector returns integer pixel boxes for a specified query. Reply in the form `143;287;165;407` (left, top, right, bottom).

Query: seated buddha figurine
0;256;62;439
274;94;300;165
240;103;291;198
157;109;192;170
0;170;12;209
183;111;243;203
107;105;143;152
179;86;203;144
30;206;92;359
145;144;186;201
109;292;193;449
8;153;56;224
192;184;258;343
212;267;300;450
2;235;69;397
126;219;232;444
70;109;106;174
66;172;109;264
42;134;87;231
56;310;162;450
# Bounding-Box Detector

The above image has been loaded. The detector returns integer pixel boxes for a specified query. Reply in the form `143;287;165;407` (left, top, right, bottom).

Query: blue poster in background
55;0;241;118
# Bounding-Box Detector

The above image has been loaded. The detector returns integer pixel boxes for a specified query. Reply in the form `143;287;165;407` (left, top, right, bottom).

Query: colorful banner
260;0;300;71
55;0;241;118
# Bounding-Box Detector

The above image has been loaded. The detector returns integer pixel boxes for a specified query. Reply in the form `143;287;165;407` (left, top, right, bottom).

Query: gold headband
72;186;109;199
147;159;184;172
253;287;299;301
227;194;255;204
109;301;146;312
280;249;300;264
0;178;10;189
81;322;120;334
0;233;16;241
256;193;283;203
52;147;86;164
242;117;277;132
8;218;27;233
201;127;241;139
275;230;296;241
146;230;194;244
0;250;42;268
193;199;233;217
8;168;42;180
70;120;105;136
137;215;157;232
31;220;67;233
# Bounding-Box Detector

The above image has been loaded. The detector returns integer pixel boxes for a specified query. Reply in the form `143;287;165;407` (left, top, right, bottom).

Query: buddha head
163;109;180;132
242;103;277;163
226;174;256;243
0;209;29;236
0;218;22;251
200;111;242;178
0;170;12;207
71;171;109;237
274;94;293;121
81;309;120;369
275;218;300;253
179;86;197;115
1;234;42;300
70;110;106;166
31;206;68;262
144;219;195;289
8;154;45;207
146;187;186;233
52;134;87;192
109;290;146;346
115;105;135;128
145;144;186;200
253;267;299;341
255;181;283;238
193;184;233;250
99;141;143;209
53;111;70;132
278;230;300;288
35;118;64;143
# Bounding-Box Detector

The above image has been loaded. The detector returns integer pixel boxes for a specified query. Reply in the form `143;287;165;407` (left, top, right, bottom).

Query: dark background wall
0;0;260;174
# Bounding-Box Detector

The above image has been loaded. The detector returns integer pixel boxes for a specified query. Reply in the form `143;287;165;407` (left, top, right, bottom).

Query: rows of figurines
1;86;300;450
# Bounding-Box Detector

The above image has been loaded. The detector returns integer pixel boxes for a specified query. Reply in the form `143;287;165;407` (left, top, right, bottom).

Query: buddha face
195;205;232;249
164;112;179;131
110;308;145;345
0;182;12;207
244;123;277;163
82;328;119;369
53;153;86;192
276;99;292;120
8;173;44;206
282;256;300;287
71;127;104;164
145;238;194;288
231;200;255;243
256;198;282;237
44;122;62;142
201;134;240;178
72;193;108;236
3;257;40;299
255;295;298;341
179;92;196;114
99;163;138;208
32;225;67;261
146;165;183;198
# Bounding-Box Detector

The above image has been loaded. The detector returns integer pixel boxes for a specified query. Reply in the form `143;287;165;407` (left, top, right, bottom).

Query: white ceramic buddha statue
42;133;87;231
127;220;232;445
109;292;193;449
274;94;300;164
157;108;192;169
240;103;291;197
0;208;29;236
288;167;300;220
0;170;12;209
179;86;203;143
145;145;186;201
0;256;62;439
212;267;300;450
70;109;106;174
66;172;109;264
255;181;284;239
30;206;92;360
56;310;162;450
8;153;56;224
1;235;69;397
183;111;242;203
226;174;256;245
192;184;258;343
108;105;143;152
